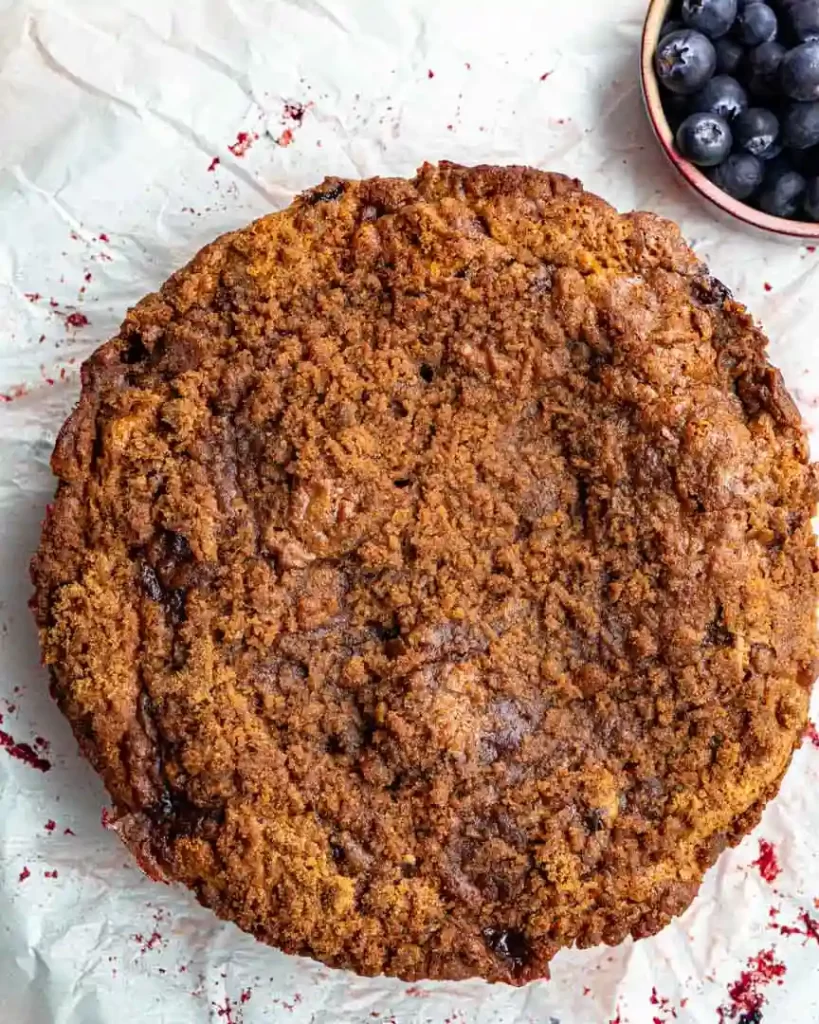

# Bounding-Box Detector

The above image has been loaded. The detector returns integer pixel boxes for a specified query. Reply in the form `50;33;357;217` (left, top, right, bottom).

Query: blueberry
664;91;693;129
676;112;734;164
781;41;819;100
789;0;819;41
804;175;819;217
758;166;808;215
763;152;797;177
745;40;787;96
759;140;784;159
661;18;686;40
734;3;779;44
791;144;819;174
708;152;766;196
682;0;739;38
715;37;745;74
746;73;779;100
771;0;805;10
656;30;718;94
733;106;780;153
690;75;749;118
782;101;819;146
748;40;788;78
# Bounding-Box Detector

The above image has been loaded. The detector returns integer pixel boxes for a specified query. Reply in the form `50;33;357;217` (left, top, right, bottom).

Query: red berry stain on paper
207;157;220;172
65;312;89;330
284;101;310;124
44;870;58;879
212;996;249;1023
778;909;819;945
101;807;114;829
428;69;435;79
228;131;259;158
133;930;163;954
805;720;819;748
650;987;677;1020
274;101;313;147
44;820;56;833
541;71;553;81
272;994;303;1013
18;866;30;883
763;282;772;292
24;292;41;303
0;727;52;771
752;839;781;884
716;949;786;1021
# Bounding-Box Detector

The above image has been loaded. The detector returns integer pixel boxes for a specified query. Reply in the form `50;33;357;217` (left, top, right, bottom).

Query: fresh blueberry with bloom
733;106;780;153
708;152;766;196
676;111;734;164
804;175;819;218
682;0;739;38
782;101;819;147
758;165;807;215
734;3;778;45
749;39;786;79
789;0;819;42
715;36;745;72
745;40;782;97
691;74;749;117
781;41;819;100
656;29;718;93
662;18;686;39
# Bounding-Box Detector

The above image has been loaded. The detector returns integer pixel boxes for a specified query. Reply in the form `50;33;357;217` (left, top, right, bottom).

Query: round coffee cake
31;163;819;984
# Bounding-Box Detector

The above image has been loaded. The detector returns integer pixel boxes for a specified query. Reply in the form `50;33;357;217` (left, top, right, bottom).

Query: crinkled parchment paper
1;1;818;1021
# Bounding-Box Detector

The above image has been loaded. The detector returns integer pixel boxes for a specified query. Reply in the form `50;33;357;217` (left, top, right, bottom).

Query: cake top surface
31;162;819;984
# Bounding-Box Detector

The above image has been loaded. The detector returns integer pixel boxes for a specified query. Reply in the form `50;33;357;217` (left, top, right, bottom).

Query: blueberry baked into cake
31;163;819;984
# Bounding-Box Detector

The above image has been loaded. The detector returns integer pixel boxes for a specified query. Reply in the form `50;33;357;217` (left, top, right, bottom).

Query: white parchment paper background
1;1;818;1021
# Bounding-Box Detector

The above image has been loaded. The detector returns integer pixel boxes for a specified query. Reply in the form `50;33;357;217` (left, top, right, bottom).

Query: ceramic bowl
641;0;819;241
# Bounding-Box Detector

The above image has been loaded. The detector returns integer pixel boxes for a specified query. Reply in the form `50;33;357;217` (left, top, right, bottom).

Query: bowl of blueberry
642;0;819;237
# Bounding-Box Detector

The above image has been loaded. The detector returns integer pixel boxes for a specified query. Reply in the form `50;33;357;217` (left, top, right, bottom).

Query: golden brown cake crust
31;163;819;984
